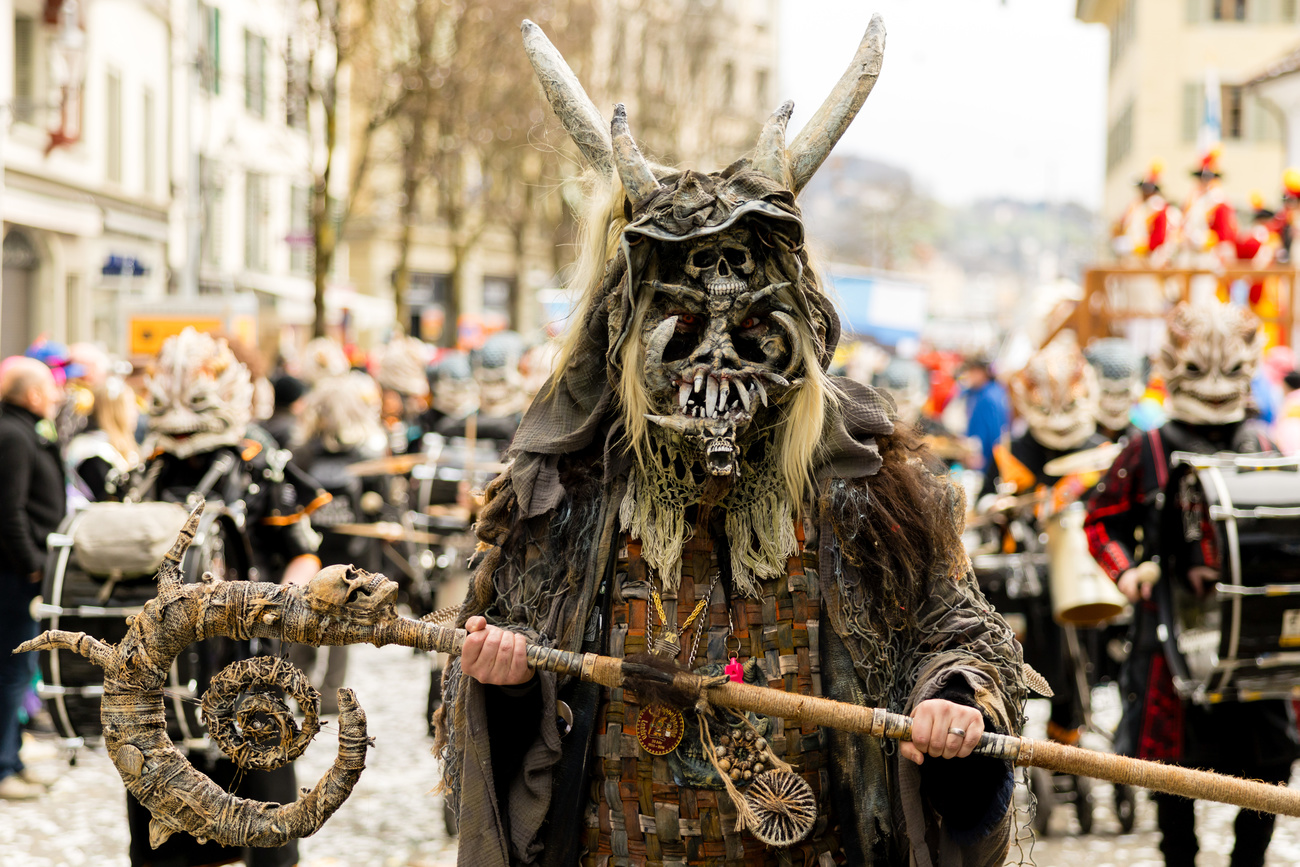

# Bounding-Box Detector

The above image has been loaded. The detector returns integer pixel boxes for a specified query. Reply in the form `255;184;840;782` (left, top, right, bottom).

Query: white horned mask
144;328;253;459
1085;338;1144;432
1010;339;1099;452
1159;301;1264;425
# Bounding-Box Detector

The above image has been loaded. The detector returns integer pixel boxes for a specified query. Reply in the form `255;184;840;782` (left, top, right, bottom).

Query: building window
106;70;123;183
142;88;155;196
1222;84;1244;139
244;30;266;118
1106;100;1134;174
244;172;269;271
1181;81;1270;142
199;3;220;94
1210;0;1247;19
722;63;735;105
755;68;770;107
200;157;224;268
289;185;313;277
13;15;37;124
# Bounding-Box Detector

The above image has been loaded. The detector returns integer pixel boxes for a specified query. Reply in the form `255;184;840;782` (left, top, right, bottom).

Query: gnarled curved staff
17;503;372;849
22;503;1300;848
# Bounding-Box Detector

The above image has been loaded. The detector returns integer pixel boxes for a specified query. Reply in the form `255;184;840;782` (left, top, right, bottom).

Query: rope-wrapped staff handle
380;618;1300;819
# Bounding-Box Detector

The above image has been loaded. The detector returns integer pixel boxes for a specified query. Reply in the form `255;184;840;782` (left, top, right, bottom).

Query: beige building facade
343;0;781;347
1078;0;1298;225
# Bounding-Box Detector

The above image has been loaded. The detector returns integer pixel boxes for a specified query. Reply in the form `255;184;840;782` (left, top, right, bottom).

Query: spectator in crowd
960;356;1009;490
0;357;65;800
264;373;307;449
66;378;141;502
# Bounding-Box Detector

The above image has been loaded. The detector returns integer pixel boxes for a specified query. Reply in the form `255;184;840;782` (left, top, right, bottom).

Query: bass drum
1161;453;1300;703
36;499;251;745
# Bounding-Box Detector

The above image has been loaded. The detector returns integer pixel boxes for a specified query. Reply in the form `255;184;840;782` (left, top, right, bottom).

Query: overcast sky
779;0;1110;209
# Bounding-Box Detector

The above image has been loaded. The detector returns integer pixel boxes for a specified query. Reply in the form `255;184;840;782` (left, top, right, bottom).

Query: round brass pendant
635;703;685;755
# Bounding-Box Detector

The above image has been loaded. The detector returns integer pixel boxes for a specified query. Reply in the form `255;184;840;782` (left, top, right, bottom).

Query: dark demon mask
521;17;884;481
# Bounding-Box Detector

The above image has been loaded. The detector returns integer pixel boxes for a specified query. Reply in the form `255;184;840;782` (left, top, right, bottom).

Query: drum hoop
45;510;89;742
1204;465;1245;668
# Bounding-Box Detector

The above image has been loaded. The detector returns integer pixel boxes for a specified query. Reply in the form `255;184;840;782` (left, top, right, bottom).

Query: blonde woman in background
65;378;140;502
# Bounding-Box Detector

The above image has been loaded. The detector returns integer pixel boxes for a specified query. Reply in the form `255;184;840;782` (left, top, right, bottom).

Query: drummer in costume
1113;161;1178;267
986;339;1107;746
436;18;1028;867
1084;301;1298;867
125;327;330;867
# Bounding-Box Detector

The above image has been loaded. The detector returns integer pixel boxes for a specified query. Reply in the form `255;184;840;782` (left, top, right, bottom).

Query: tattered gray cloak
435;16;1027;867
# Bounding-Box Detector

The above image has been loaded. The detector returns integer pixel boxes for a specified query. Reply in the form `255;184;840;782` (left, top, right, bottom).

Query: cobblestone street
3;648;1300;867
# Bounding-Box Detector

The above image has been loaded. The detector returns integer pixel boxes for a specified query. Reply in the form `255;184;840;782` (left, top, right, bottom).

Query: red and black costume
1085;420;1299;866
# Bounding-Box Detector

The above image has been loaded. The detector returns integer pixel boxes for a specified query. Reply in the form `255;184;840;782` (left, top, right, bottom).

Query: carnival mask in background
298;337;352;386
1159;300;1264;425
375;335;431;418
297;371;385;453
428;352;479;419
144;328;253;459
475;331;529;418
1085;338;1144;432
1010;339;1099;451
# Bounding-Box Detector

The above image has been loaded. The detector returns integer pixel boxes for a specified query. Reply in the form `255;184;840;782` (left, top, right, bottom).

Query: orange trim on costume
240;439;263;462
993;444;1037;493
259;492;333;526
303;492;332;515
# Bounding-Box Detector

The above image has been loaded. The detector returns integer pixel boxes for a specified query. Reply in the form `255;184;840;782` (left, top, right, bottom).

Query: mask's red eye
740;317;760;329
674;313;700;329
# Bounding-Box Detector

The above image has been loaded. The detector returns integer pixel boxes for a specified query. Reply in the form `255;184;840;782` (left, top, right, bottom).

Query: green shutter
1187;0;1204;22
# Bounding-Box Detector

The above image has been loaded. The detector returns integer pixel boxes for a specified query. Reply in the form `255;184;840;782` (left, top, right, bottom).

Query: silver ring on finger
948;727;966;738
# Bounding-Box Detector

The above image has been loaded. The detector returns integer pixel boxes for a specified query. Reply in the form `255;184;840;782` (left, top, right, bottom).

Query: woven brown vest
582;520;845;867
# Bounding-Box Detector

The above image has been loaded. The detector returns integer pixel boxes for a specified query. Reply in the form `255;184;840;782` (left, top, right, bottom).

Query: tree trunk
312;79;338;339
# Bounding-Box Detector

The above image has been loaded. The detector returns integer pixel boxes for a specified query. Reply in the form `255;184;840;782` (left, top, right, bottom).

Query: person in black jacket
0;357;65;800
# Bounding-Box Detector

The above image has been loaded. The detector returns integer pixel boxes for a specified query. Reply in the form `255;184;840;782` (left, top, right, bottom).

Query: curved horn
752;100;794;186
520;20;613;174
787;14;885;194
612;103;661;203
157;501;204;591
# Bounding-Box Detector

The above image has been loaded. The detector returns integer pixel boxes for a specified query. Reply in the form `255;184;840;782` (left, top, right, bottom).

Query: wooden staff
372;617;1300;819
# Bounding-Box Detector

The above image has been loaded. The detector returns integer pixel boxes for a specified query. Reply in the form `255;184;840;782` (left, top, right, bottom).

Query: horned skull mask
1010;340;1100;452
1159;301;1264;425
144;328;254;459
520;16;884;479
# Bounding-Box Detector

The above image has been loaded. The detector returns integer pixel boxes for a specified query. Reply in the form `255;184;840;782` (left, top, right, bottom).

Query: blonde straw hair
95;379;140;465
